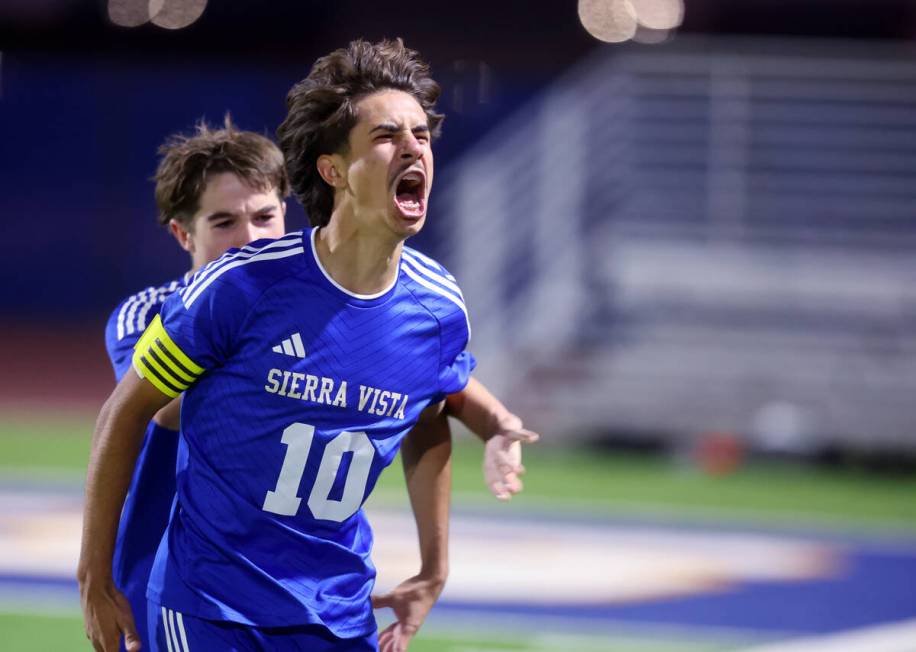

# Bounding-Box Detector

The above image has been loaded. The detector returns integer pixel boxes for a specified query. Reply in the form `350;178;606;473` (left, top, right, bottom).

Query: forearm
152;396;182;430
445;377;520;442
78;377;164;582
401;410;452;581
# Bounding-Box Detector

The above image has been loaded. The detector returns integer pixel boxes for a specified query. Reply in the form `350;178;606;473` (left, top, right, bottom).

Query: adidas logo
272;332;306;359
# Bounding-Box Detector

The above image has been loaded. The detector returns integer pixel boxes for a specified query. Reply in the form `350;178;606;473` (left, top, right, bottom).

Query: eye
213;220;234;229
255;213;276;224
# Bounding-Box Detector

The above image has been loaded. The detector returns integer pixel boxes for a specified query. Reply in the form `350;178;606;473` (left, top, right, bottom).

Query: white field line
422;611;768;648
734;619;916;652
452;631;729;652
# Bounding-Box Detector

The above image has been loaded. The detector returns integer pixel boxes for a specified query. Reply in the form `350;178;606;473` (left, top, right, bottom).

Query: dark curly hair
154;115;289;228
277;38;444;227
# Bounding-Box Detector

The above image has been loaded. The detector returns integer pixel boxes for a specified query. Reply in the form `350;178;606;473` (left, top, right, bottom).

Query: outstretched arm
373;401;451;652
445;377;539;500
77;371;172;652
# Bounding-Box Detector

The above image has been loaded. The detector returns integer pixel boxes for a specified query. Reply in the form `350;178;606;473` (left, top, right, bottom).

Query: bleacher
440;37;916;451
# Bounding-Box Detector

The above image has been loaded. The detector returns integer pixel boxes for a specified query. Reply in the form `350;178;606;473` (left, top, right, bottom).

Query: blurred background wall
1;0;915;456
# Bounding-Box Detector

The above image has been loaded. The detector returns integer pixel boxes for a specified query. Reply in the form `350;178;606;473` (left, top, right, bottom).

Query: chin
388;212;426;239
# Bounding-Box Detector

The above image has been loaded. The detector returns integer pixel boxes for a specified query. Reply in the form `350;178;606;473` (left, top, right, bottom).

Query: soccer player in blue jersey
82;40;535;652
103;118;290;651
105;119;533;650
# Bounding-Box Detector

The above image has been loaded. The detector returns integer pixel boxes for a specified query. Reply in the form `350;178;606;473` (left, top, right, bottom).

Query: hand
484;420;539;501
79;576;141;652
372;574;445;652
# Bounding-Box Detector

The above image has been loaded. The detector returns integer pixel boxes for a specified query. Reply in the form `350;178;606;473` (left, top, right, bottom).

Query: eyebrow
205;211;237;222
369;123;430;135
204;204;278;222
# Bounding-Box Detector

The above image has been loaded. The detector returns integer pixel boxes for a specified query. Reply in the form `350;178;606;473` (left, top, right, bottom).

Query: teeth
398;198;421;210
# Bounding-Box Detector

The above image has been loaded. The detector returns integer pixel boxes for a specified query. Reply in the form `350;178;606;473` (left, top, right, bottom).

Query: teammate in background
102;119;289;651
91;67;535;651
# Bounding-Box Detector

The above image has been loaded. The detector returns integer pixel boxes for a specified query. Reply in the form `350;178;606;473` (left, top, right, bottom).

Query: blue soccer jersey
104;276;188;649
133;228;474;638
107;278;188;381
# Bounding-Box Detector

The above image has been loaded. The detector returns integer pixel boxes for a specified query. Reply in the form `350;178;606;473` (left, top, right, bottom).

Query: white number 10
262;422;375;522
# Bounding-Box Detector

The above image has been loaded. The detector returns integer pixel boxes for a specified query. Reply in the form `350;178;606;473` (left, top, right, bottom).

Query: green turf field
0;612;739;652
2;412;915;650
3;412;914;531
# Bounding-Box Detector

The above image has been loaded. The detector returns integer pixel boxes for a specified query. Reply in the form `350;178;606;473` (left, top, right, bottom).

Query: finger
398;622;419;652
88;612;120;652
379;623;399;652
371;593;394;610
99;631;118;652
400;632;415;652
393;623;412;652
496;449;519;474
118;613;141;650
100;618;126;652
503;428;540;444
113;592;142;651
483;453;512;486
88;623;107;652
377;625;394;651
488;480;510;501
124;631;143;652
505;474;523;494
379;625;398;652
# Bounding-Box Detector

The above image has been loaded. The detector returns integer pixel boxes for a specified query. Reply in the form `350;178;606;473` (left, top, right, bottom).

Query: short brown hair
277;38;444;227
154;115;289;227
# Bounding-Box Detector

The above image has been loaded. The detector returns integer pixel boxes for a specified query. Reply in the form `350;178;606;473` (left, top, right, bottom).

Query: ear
169;218;195;254
316;154;345;188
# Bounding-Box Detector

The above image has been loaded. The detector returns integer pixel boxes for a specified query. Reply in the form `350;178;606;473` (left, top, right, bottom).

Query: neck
315;216;403;296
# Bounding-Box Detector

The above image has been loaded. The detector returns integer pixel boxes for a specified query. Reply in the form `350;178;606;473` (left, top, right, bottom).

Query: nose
243;222;263;243
400;133;423;161
231;222;261;248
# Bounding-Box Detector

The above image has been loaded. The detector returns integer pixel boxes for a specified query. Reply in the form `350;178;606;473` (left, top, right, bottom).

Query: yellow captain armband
132;314;205;398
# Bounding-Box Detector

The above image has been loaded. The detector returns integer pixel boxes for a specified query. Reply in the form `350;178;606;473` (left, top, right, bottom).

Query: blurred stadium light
108;0;207;29
150;0;208;30
441;37;916;454
108;0;151;28
579;0;684;44
631;0;685;31
579;0;639;43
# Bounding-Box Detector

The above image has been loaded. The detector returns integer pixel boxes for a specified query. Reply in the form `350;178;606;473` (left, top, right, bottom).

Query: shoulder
177;232;307;312
106;276;186;344
399;246;470;339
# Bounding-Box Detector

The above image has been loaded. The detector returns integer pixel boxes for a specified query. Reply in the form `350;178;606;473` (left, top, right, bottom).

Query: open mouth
393;169;427;219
